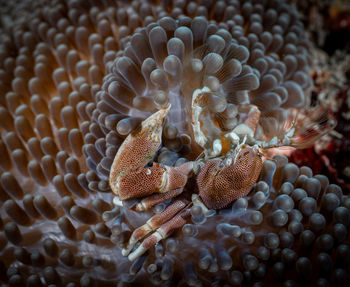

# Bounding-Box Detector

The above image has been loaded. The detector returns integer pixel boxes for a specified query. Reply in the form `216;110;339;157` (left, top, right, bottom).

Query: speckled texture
0;0;349;286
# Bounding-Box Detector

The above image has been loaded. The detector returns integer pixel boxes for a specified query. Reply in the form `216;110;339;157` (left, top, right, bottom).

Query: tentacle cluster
105;156;350;286
87;0;314;181
0;0;348;286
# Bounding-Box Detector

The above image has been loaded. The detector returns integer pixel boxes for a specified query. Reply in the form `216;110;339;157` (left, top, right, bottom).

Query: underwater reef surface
0;0;349;286
288;0;350;193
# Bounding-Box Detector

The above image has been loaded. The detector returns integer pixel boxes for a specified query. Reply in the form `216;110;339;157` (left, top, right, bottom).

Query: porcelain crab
108;83;335;261
109;91;267;261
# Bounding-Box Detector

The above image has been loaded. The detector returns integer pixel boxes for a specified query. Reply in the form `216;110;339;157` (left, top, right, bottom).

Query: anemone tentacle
0;0;348;286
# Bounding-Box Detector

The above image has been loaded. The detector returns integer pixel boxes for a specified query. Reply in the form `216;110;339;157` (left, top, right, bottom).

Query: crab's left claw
197;145;262;209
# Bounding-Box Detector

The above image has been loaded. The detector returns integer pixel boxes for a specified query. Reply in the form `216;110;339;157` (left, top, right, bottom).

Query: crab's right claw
109;106;171;195
109;104;193;208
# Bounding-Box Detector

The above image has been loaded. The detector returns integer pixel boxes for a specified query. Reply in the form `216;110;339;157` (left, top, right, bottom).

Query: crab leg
135;187;184;211
127;206;190;261
122;199;188;257
109;105;193;200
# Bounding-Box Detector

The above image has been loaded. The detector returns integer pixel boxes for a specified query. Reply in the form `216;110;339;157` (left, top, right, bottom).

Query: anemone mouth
0;0;348;286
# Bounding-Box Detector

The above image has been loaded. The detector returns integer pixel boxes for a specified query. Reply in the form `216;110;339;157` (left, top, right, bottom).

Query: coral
0;0;349;286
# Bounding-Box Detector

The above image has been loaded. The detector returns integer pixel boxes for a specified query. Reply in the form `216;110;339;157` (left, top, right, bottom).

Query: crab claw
109;105;193;208
197;145;262;209
109;105;171;195
118;162;193;200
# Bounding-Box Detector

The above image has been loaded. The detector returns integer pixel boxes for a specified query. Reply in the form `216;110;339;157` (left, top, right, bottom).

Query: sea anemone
0;0;349;286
